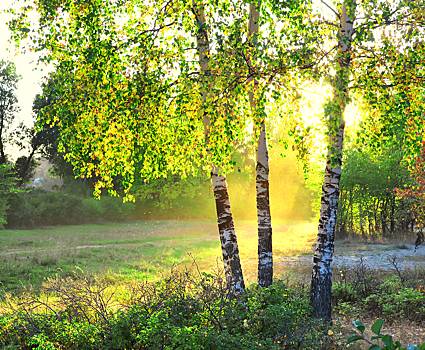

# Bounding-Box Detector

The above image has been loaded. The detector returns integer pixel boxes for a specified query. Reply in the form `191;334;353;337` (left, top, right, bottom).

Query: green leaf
353;320;365;333
381;335;394;348
347;334;364;344
371;319;385;335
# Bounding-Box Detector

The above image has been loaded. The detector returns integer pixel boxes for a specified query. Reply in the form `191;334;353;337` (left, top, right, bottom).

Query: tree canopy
0;60;20;164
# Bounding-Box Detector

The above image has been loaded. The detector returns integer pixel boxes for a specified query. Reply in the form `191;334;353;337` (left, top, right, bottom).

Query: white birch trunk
310;2;355;321
211;167;245;294
256;122;273;286
193;1;245;295
248;1;273;287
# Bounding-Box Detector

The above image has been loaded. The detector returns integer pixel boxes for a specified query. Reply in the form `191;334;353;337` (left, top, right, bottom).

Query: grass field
0;220;317;293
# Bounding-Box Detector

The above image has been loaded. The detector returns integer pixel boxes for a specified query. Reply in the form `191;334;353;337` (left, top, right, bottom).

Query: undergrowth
0;268;329;350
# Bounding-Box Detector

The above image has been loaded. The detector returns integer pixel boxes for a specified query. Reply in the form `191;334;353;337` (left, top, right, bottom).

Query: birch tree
246;1;273;287
310;0;356;321
9;0;250;294
311;0;425;320
361;41;425;246
245;0;319;287
190;0;317;290
192;0;245;294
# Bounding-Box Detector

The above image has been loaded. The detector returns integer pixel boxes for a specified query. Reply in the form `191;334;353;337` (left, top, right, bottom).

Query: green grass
0;220;317;293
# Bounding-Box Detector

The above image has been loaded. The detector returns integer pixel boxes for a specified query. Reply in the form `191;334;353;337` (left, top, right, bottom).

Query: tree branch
321;0;340;19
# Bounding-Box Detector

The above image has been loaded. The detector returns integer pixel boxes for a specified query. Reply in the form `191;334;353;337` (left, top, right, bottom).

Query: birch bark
193;1;245;295
248;1;273;287
310;1;356;320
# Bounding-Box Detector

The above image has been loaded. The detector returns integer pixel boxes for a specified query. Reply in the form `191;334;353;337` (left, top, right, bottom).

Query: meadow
0;220;317;293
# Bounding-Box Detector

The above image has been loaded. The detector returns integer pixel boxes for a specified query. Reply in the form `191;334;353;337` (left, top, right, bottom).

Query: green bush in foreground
348;319;425;350
0;272;329;350
332;262;425;323
333;279;425;322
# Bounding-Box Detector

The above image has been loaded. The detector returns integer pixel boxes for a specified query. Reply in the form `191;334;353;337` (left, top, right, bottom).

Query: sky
0;0;47;158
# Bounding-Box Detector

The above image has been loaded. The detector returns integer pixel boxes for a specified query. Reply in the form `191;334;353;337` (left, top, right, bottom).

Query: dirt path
3;237;425;271
276;243;425;271
0;236;213;258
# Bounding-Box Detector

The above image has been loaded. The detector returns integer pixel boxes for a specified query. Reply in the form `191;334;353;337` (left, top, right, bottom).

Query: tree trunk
311;1;355;321
256;123;273;286
212;168;245;294
381;197;388;237
193;1;245;295
338;190;348;239
390;195;396;234
359;199;365;236
0;117;6;164
367;208;373;235
373;198;379;233
349;189;354;234
0;138;6;164
248;0;273;287
18;148;37;186
310;124;345;321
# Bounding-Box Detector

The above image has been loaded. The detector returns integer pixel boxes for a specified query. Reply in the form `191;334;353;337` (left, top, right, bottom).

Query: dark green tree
0;60;20;164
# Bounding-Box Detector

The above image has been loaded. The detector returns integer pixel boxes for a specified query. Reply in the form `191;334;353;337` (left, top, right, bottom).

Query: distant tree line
337;149;415;239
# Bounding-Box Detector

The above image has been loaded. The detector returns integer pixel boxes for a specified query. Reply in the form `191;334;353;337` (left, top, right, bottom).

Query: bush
333;265;425;323
364;287;425;322
5;190;134;228
358;275;425;322
0;271;328;350
348;319;425;350
332;282;358;304
333;259;380;301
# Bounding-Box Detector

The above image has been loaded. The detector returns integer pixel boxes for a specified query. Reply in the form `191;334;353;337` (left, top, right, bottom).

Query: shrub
333;258;380;299
332;282;358;304
362;278;425;322
333;261;425;323
348;319;425;350
380;275;404;293
5;190;134;228
7;190;84;227
93;196;134;221
382;288;425;321
0;271;327;350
